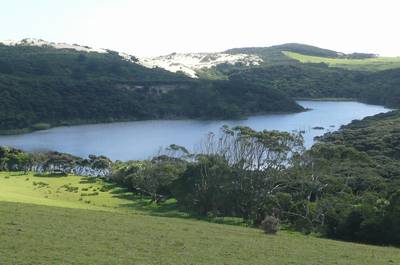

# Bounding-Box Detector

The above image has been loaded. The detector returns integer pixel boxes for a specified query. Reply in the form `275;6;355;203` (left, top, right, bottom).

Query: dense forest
228;64;400;108
2;42;400;133
0;44;304;133
2;111;400;246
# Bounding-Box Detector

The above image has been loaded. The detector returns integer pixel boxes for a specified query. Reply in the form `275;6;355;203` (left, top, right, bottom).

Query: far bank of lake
0;101;392;161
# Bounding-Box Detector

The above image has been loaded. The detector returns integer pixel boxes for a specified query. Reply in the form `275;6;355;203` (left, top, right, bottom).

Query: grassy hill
225;43;341;66
0;172;399;265
284;51;400;71
200;44;400;109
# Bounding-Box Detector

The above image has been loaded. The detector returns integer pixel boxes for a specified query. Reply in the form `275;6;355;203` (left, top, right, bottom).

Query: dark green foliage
112;156;187;203
314;111;400;244
228;64;400;108
172;155;236;215
0;44;303;132
0;147;32;171
172;126;305;223
170;121;400;245
0;147;112;176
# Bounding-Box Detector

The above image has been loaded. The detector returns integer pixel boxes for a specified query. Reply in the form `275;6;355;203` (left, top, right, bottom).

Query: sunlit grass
0;172;186;216
284;51;400;71
0;171;399;264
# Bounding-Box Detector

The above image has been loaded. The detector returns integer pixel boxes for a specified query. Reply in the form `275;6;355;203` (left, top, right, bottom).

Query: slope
284;51;400;71
0;172;399;265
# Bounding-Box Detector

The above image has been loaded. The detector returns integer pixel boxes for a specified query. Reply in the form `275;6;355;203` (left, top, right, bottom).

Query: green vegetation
0;44;303;133
314;110;400;244
226;43;342;65
0;172;180;215
2;41;400;262
108;125;400;246
1;172;399;265
200;44;400;109
229;64;400;108
284;51;400;71
2;42;400;133
2;118;400;244
2;112;400;262
0;147;112;177
2;120;400;246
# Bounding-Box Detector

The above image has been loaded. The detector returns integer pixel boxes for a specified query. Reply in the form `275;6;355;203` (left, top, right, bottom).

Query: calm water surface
0;101;391;161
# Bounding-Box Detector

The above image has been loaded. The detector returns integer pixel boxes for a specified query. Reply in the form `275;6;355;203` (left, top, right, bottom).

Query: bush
260;216;280;234
31;123;51;131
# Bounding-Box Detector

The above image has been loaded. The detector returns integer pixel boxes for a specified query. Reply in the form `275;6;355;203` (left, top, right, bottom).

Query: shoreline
0;98;389;137
0;108;307;136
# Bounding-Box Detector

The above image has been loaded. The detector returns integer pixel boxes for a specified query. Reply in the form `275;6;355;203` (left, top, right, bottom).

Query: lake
0;101;391;161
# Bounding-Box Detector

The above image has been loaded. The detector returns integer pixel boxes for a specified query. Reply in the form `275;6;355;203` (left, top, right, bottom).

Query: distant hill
225;43;341;65
1;38;399;134
0;39;303;133
228;63;400;108
140;43;397;79
0;38;189;82
136;43;341;78
284;51;400;72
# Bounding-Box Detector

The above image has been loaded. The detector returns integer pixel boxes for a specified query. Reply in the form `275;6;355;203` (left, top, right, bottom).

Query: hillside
228;64;400;108
139;43;400;94
0;172;399;265
321;110;400;162
225;43;342;65
285;51;400;72
139;52;263;79
0;39;303;133
138;43;344;78
1;39;400;133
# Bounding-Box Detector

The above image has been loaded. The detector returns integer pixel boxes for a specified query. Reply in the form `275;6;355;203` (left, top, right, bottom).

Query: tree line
110;123;400;245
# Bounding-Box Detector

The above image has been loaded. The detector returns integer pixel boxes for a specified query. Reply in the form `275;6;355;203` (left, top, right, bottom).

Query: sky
1;0;399;57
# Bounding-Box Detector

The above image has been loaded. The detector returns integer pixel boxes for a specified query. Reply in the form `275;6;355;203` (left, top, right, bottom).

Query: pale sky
1;0;399;56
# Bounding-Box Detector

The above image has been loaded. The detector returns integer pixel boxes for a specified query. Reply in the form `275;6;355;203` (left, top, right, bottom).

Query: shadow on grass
114;191;247;226
33;173;67;178
7;172;29;177
97;180;248;227
79;177;98;184
109;187;130;194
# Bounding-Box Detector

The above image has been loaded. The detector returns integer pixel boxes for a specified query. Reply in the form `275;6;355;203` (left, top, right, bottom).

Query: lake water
0;101;391;161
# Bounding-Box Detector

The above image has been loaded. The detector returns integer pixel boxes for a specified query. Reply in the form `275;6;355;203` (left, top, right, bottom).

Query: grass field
0;172;399;264
0;172;185;216
284;51;400;71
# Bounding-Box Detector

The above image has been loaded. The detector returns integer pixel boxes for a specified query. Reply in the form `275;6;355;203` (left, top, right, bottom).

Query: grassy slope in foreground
284;51;400;71
0;172;399;265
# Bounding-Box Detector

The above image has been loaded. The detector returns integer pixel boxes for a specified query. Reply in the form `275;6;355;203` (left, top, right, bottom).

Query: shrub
81;192;99;196
31;123;51;131
260;216;280;234
61;184;79;192
33;181;49;188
